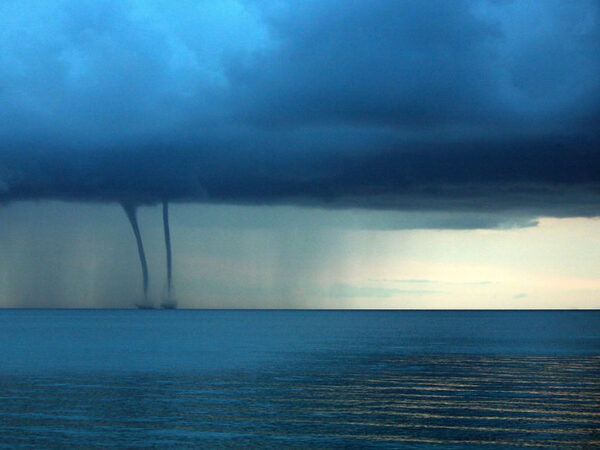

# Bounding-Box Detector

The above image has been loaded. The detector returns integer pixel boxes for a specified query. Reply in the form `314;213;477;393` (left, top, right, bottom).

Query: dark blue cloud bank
1;0;599;219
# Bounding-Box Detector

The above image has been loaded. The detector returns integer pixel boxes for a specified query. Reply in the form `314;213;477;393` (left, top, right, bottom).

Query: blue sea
0;310;599;448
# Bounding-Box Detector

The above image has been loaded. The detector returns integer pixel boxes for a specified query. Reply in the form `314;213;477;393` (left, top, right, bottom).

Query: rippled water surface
1;310;599;448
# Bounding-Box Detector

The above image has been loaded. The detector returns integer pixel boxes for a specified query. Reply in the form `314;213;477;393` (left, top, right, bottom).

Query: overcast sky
0;1;599;308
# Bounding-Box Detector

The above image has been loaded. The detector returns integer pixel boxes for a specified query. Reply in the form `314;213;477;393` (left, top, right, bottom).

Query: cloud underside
0;0;599;222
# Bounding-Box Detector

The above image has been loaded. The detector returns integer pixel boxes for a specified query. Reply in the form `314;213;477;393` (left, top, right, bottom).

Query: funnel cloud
161;201;176;308
122;203;149;303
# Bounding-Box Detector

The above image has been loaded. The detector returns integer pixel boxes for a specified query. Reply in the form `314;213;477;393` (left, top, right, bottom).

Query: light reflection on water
0;310;599;448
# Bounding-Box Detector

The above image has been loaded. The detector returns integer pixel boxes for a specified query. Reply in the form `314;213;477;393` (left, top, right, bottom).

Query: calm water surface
0;310;599;448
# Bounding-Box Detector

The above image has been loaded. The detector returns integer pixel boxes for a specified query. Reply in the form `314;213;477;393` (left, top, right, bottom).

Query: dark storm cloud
228;1;502;126
1;0;599;220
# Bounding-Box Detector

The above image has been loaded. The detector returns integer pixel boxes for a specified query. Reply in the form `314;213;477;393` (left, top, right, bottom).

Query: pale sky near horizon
1;201;598;309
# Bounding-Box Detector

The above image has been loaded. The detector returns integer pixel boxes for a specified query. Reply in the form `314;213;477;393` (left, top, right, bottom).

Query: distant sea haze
1;310;599;447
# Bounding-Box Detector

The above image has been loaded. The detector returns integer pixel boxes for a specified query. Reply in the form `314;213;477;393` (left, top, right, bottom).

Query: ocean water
0;310;599;448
